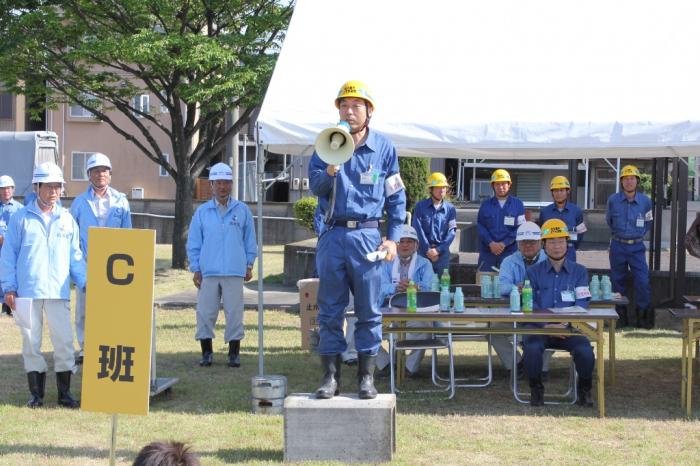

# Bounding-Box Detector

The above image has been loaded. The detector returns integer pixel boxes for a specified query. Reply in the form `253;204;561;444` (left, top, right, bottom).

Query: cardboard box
297;278;320;351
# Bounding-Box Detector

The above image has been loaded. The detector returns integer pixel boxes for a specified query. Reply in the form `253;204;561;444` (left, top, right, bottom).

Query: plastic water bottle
440;286;451;312
480;274;492;299
601;275;612;300
440;268;451;290
510;285;521;312
406;280;417;313
522;280;533;312
430;274;440;292
454;286;465;313
590;275;600;301
492;272;501;298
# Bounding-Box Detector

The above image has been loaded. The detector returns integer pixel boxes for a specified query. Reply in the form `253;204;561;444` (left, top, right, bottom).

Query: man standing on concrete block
1;162;86;408
605;164;654;328
0;175;22;317
412;171;457;275
477;169;525;271
70;153;132;364
187;163;257;367
309;80;406;399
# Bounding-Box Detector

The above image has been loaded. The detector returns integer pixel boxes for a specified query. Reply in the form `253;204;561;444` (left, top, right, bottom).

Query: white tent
258;0;700;159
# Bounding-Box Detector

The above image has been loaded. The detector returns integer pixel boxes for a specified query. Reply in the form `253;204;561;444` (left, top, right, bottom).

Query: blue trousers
609;240;650;310
478;242;517;272
430;253;450;276
522;330;594;381
316;226;383;356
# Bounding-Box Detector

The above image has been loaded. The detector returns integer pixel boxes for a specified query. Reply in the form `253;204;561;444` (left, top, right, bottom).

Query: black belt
613;236;644;245
330;220;379;229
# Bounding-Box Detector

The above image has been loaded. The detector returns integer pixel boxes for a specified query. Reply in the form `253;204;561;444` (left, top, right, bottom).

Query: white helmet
32;162;65;184
209;163;233;181
400;225;419;242
0;175;15;188
86;152;112;175
516;221;541;241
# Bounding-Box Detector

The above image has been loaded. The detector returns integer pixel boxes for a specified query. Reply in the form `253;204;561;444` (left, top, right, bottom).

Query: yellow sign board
81;228;156;416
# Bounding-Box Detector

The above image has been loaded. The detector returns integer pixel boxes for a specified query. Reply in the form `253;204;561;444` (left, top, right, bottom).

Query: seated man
523;219;594;407
376;225;434;376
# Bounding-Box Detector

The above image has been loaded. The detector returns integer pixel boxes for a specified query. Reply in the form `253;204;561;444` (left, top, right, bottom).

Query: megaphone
314;121;355;166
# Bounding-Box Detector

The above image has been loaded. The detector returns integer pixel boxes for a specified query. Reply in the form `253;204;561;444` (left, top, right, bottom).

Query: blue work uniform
71;186;132;258
498;249;546;297
412;197;457;275
539;202;586;262
522;259;594;381
605;191;653;310
309;129;406;356
477;195;525;271
0;198;23;296
379;253;434;304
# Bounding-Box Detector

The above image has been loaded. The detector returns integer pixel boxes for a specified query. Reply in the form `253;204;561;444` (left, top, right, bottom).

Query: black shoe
529;378;544;407
315;354;340;399
26;371;45;408
75;352;84;365
358;353;378;399
1;303;12;317
228;340;241;368
374;365;390;379
638;308;654;330
516;360;525;379
615;305;629;328
56;371;80;409
199;338;213;367
577;378;594;408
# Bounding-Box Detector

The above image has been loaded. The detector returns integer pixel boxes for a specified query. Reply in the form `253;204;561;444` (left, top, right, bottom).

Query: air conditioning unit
131;187;145;199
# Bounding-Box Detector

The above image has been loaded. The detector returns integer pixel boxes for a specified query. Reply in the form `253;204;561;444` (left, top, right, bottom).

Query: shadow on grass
622;330;681;339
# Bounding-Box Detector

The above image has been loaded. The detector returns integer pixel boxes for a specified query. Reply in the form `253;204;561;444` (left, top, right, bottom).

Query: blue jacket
539;201;585;250
498;249;547;296
412;197;457;259
0;201;86;299
71;186;132;257
527;259;590;311
0;198;23;244
187;197;258;277
477;195;525;249
379;253;435;304
309;129;406;242
605;191;653;239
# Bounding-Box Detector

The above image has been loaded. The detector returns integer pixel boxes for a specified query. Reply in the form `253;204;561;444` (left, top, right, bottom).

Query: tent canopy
258;0;700;159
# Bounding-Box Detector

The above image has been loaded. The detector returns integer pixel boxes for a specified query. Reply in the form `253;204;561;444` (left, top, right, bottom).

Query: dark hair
132;441;200;466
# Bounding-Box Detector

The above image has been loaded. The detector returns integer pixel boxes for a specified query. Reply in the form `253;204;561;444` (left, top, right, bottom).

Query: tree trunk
172;173;195;269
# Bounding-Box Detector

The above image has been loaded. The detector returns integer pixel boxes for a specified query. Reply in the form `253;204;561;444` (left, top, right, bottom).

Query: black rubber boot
199;338;213;367
357;353;378;399
529;377;545;407
228;340;241;368
639;308;654;330
577;377;594;408
615;305;629;328
56;371;80;409
315;354;340;399
26;371;45;408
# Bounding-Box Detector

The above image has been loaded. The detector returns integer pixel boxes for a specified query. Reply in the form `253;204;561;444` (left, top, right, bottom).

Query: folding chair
511;339;578;405
387;292;455;399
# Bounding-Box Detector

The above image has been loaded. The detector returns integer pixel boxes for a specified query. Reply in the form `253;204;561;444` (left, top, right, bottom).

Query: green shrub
640;173;652;195
293;196;318;233
399;157;430;212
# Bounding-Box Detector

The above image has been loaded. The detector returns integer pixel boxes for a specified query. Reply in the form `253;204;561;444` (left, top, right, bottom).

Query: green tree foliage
293;196;317;233
640;173;652;195
398;157;430;213
0;0;293;268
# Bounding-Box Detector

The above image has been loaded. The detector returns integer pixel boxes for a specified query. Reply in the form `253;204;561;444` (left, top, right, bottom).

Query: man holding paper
522;219;594;408
0;162;86;409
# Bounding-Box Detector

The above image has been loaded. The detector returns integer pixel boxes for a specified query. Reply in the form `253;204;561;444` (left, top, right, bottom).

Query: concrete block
284;393;396;463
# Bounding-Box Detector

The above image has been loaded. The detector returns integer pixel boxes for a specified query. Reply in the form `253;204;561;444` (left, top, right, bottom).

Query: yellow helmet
550;176;571;190
427;172;449;188
620;165;641;180
335;80;376;110
490;169;511;184
541;219;570;240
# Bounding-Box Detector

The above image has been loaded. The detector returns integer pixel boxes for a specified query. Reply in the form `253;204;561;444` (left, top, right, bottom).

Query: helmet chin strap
546;251;567;261
349;102;372;134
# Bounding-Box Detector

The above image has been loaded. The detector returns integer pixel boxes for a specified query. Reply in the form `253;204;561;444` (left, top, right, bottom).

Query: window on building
159;90;169;114
132;94;150;118
159;153;169;177
72;151;95;181
69;93;100;118
0;92;13;119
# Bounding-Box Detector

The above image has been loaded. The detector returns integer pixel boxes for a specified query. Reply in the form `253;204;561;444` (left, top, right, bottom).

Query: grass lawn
1;248;699;464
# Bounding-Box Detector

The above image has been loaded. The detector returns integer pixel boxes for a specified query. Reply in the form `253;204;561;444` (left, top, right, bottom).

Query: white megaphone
314;121;355;166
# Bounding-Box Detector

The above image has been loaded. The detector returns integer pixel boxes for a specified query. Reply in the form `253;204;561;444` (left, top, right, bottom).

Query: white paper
14;297;33;330
366;250;388;262
548;305;589;314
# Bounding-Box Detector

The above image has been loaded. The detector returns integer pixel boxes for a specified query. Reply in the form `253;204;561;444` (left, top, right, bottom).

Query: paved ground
156;249;700;309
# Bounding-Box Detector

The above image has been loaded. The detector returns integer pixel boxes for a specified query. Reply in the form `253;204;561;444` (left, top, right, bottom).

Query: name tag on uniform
636;217;645;228
360;166;378;185
575;286;592;299
569;232;578;241
0;220;5;228
561;290;575;302
504;216;515;226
